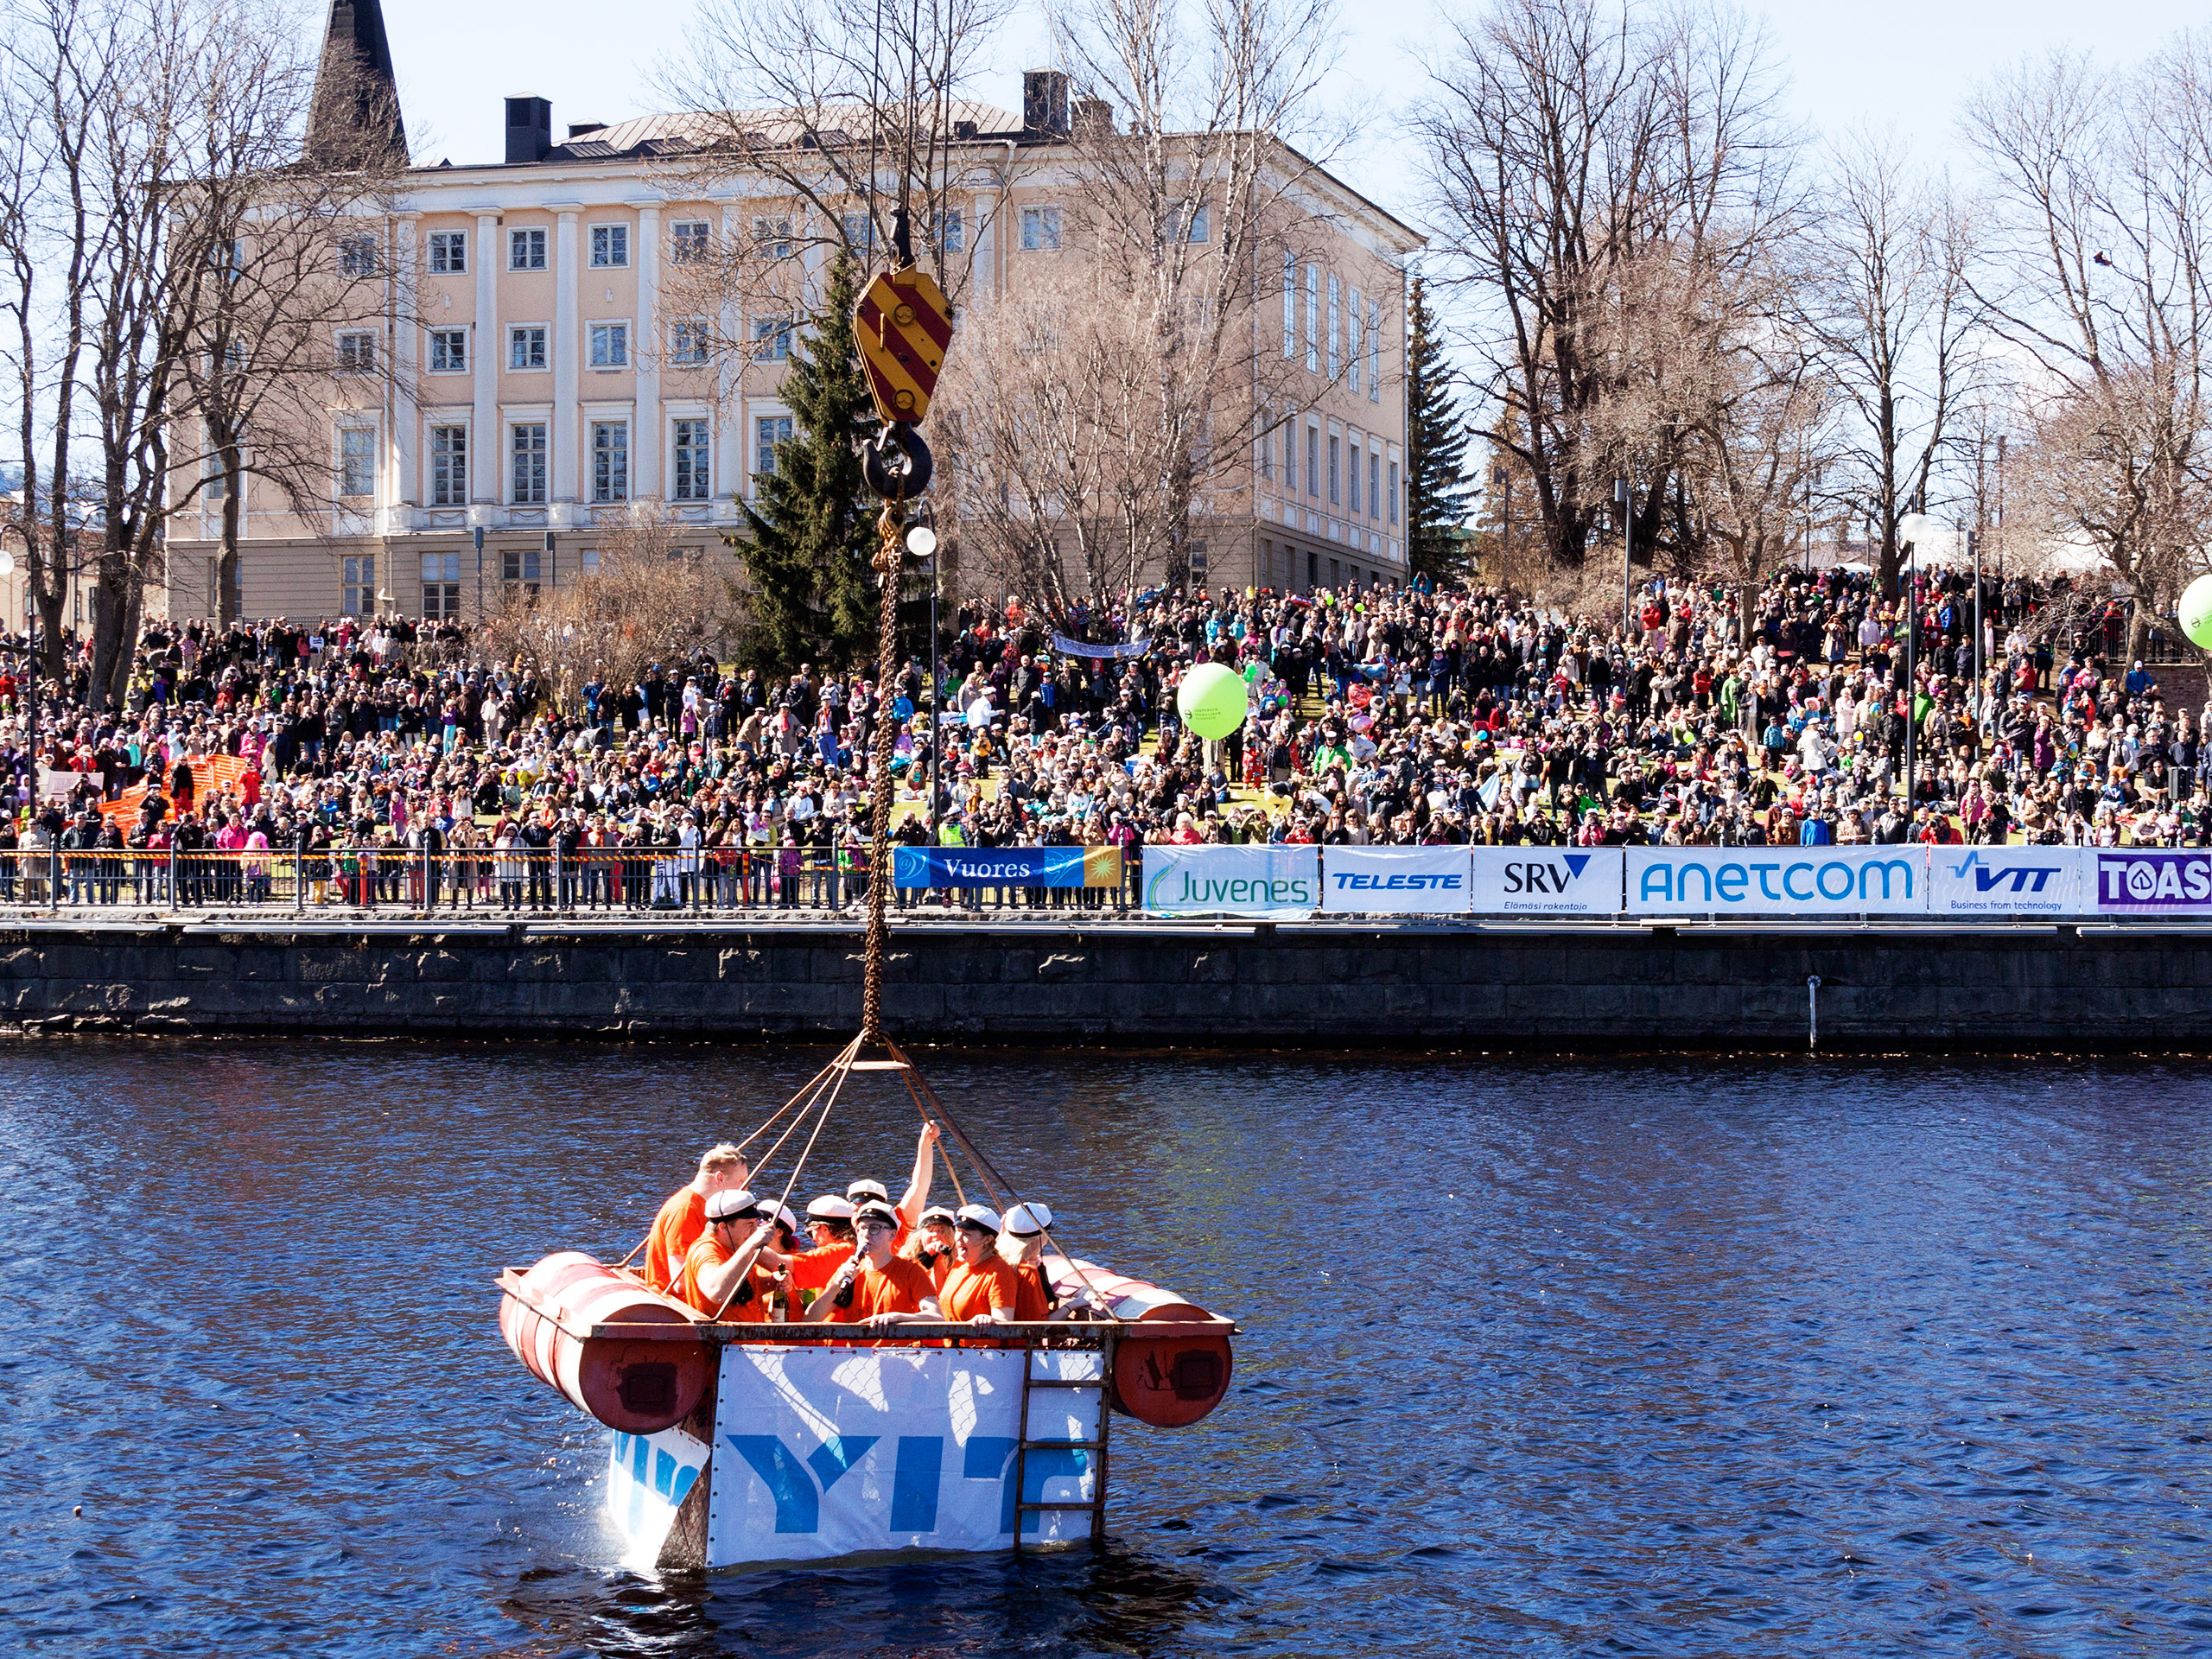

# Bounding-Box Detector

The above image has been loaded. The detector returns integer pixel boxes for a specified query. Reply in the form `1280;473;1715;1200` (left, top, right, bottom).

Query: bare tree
1808;130;1982;594
1966;35;2212;662
1414;0;1801;575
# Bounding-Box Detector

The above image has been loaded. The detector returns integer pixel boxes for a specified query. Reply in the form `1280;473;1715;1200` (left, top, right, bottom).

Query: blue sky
381;0;2199;232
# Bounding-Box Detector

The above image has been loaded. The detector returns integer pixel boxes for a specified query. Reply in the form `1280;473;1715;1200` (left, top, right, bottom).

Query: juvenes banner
1142;845;1320;918
1468;847;1625;916
893;846;1122;889
1627;846;1927;916
1319;846;1472;913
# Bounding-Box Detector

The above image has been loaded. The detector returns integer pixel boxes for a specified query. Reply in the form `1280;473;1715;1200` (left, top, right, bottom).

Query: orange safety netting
97;754;254;824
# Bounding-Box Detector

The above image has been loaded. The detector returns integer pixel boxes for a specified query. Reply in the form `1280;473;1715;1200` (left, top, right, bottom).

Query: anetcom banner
1627;847;1927;915
1468;848;1625;915
1925;846;2088;916
706;1345;1094;1567
2089;849;2212;913
1143;845;1320;918
1319;846;1472;913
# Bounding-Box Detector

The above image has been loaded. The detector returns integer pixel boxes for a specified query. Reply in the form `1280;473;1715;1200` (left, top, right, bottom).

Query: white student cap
1002;1202;1054;1237
704;1188;757;1222
955;1204;1002;1233
805;1195;855;1221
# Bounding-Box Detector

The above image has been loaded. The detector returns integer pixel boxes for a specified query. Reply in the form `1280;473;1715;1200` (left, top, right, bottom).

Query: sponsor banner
1142;845;1320;918
607;1423;711;1570
706;1345;1092;1567
2090;849;2212;912
1319;846;1472;913
893;845;1121;889
1050;633;1150;660
1927;847;2088;916
1470;847;1625;915
1628;847;1926;915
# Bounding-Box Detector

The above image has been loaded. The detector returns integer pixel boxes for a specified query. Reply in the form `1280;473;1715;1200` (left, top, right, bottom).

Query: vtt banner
1628;846;1927;916
1142;845;1321;918
1319;846;1472;914
706;1346;1097;1567
893;846;1122;889
1925;846;2088;916
2089;848;2212;913
1468;848;1625;916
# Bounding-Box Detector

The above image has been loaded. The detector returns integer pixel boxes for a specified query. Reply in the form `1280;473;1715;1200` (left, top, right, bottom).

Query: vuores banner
1469;848;1624;915
1627;847;1926;915
1143;846;1321;918
893;846;1122;889
1926;846;2087;916
1319;846;1471;913
2090;849;2212;912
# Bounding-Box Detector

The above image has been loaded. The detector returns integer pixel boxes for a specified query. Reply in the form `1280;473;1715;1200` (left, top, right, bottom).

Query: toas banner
2088;849;2212;913
1142;845;1321;918
1468;848;1624;916
705;1345;1096;1567
1628;846;1927;915
1925;846;2088;916
1319;846;1472;913
893;846;1122;889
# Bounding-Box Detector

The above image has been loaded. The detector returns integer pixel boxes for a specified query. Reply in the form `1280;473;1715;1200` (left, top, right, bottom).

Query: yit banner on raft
1143;845;1320;918
1926;847;2088;916
2090;849;2212;912
1628;847;1926;915
706;1345;1098;1566
1469;848;1625;915
607;1423;711;1569
1320;846;1471;913
893;846;1122;889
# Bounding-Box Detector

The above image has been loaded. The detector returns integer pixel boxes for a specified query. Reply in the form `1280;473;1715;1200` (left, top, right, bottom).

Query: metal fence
0;845;1139;918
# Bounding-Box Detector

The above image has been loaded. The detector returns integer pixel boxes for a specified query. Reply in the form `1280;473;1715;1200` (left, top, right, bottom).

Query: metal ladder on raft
1012;1332;1114;1552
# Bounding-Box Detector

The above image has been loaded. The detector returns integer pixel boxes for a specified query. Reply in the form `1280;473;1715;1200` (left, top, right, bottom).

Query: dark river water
4;1044;2211;1657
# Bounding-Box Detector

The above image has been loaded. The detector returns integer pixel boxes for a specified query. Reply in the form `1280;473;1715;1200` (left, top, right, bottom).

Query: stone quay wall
0;918;2204;1051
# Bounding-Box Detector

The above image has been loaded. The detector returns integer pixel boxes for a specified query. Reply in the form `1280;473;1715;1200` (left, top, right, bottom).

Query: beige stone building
165;0;1423;624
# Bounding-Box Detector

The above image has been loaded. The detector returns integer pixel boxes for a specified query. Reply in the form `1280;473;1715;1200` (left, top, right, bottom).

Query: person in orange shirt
804;1202;940;1326
676;1190;779;1322
785;1196;857;1310
902;1205;957;1294
999;1202;1109;1323
639;1142;750;1293
842;1122;942;1254
932;1205;1023;1326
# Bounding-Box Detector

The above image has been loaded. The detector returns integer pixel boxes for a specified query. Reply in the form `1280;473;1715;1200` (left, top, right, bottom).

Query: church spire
304;0;407;169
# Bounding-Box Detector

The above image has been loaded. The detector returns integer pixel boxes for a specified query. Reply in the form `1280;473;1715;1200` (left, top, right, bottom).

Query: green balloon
1177;662;1249;739
2183;574;2212;650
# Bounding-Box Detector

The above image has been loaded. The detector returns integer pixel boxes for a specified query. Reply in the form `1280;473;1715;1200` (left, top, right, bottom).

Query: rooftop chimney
1022;69;1070;140
1072;96;1113;139
505;96;552;164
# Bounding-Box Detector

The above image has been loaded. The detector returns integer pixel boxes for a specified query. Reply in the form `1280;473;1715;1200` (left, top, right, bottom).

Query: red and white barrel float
498;1251;713;1434
1050;1257;1234;1427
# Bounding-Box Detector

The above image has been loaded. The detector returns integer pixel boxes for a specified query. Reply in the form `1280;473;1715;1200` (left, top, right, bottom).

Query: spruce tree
1404;275;1473;583
735;253;880;670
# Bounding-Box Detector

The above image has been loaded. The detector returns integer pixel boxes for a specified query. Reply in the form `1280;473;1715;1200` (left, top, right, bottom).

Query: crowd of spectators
0;560;2202;910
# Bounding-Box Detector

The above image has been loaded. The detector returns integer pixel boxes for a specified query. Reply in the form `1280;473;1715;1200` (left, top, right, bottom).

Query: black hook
891;205;914;270
861;421;932;500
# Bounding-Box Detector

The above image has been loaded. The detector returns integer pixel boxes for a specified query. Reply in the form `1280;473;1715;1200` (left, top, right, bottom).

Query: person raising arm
804;1201;940;1326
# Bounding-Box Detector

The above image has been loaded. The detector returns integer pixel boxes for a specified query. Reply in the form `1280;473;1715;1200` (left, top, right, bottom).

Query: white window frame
1388;459;1400;524
427;327;467;374
668;219;711;264
420;550;462;620
1328;274;1341;380
1020;205;1062;251
337;234;378;276
933;207;964;253
752;318;792;362
427;423;468;506
1368;298;1382;402
669;319;711;367
509;420;550;505
1348;439;1362;516
427;230;467;274
1348;288;1363;397
753;216;792;259
671;416;713;501
588;321;629;369
590;419;630;502
753;411;794;483
588;222;630;269
507;323;550;372
340;553;376;616
1281;251;1295;359
508;226;548;271
336;425;378;499
336;329;377;374
1305;264;1319;372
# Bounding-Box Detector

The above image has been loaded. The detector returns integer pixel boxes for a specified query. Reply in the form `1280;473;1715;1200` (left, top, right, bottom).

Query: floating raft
496;1254;1236;1571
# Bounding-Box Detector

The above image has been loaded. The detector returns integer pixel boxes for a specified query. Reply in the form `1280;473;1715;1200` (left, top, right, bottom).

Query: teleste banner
706;1346;1096;1567
1628;847;1926;915
1319;846;1472;913
1142;845;1321;918
1468;848;1624;916
2088;849;2212;913
1925;847;2088;916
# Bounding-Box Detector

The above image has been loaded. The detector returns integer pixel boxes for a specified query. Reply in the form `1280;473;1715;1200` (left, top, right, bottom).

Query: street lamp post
905;521;941;842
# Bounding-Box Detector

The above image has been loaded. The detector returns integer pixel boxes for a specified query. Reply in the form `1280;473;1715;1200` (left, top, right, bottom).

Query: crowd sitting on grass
0;562;2202;909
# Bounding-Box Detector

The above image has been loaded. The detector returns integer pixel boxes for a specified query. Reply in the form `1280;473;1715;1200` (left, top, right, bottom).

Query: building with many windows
163;0;1422;622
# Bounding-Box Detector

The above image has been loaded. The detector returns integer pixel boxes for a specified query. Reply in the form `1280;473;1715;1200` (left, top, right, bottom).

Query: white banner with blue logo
607;1423;712;1569
1319;846;1472;913
1142;845;1321;918
1925;846;2088;916
1627;847;1927;915
706;1345;1099;1566
1468;848;1624;915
